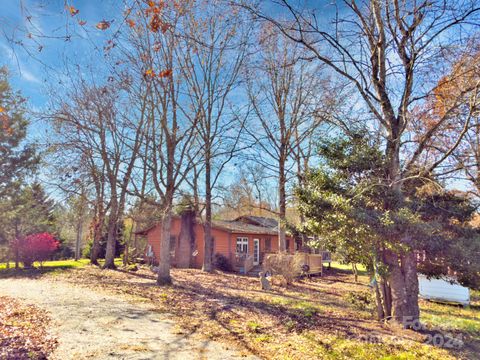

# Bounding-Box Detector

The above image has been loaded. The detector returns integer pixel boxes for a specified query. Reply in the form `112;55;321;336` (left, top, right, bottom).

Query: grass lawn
0;259;90;270
1;259;477;359
0;258;123;277
45;262;479;360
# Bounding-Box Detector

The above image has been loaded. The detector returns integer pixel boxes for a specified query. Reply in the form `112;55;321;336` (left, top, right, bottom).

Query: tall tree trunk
177;209;195;268
352;263;358;283
90;214;102;265
104;193;118;269
14;221;19;269
75;218;83;261
157;209;173;285
385;251;408;323
203;155;213;272
278;155;287;252
103;213;118;269
403;252;420;322
382;130;420;325
90;201;105;266
373;281;385;321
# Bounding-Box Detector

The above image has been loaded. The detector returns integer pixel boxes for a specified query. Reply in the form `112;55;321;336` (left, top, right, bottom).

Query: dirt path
0;278;257;360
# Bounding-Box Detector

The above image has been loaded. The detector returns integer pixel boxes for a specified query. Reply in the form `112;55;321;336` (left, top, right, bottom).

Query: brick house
137;215;295;274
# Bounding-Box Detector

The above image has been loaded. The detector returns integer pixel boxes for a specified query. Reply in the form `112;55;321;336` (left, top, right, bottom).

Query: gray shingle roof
212;219;278;235
135;215;280;236
233;215;278;229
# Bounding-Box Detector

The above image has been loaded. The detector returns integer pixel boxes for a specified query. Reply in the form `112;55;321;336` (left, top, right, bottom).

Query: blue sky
1;0;337;111
2;0;469;197
1;0;123;109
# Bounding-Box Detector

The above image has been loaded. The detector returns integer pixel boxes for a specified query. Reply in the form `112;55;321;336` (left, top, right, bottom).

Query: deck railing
232;252;255;274
243;254;255;274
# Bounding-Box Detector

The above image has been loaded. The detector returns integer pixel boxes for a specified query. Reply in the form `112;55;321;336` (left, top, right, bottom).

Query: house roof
234;215;278;229
212;219;278;235
135;215;279;236
133;224;157;236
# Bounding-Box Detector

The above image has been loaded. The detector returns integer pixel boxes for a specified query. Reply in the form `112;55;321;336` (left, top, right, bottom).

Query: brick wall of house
146;218;295;270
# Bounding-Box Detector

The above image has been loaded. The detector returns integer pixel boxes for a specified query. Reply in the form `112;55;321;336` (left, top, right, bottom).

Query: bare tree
245;24;327;251
51;79;147;269
47;101;109;266
179;0;252;272
240;0;480;323
121;1;200;284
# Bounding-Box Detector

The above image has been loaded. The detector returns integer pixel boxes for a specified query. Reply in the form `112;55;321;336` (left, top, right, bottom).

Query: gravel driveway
0;278;257;360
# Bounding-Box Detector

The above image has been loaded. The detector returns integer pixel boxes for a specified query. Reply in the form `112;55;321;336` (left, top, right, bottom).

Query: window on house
236;237;248;253
264;238;271;252
286;239;290;251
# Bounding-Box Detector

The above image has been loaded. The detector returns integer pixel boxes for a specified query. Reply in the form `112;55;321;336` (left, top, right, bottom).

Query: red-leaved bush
11;233;59;268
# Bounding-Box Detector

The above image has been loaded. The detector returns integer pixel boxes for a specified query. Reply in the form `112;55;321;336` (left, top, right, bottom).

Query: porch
231;252;255;274
231;251;332;276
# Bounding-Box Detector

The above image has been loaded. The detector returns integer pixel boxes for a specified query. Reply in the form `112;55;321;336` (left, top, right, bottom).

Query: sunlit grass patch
329;261;367;274
0;258;90;270
421;300;480;334
300;331;456;360
0;258;126;271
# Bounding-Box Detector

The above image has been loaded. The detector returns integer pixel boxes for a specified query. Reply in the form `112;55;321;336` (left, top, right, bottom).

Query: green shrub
82;239;94;259
213;253;233;272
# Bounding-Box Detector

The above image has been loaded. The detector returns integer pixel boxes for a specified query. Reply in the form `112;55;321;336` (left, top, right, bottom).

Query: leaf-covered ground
49;265;479;360
0;296;57;360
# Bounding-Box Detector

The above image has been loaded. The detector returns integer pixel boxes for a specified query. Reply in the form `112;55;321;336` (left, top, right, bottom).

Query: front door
253;238;260;265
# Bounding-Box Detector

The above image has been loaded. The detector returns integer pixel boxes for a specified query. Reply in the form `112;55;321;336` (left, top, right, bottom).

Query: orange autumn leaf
78;20;87;26
144;69;156;77
158;69;172;78
96;20;110;30
67;5;79;16
0;106;4;113
127;19;136;28
148;1;156;7
149;14;161;32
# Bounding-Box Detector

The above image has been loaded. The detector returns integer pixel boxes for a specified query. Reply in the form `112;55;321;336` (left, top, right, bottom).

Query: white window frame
236;237;248;253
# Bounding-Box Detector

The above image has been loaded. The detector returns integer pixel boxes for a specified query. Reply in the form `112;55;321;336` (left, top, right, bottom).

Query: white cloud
20;68;41;84
0;40;41;84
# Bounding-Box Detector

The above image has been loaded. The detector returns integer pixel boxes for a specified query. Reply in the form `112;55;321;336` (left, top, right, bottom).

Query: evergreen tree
298;134;480;322
0;183;57;244
0;67;38;198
